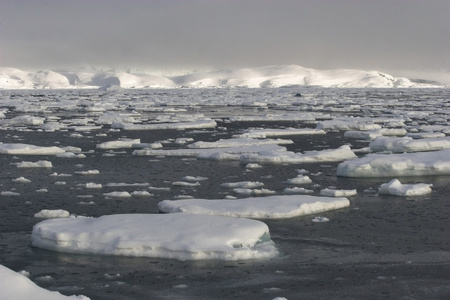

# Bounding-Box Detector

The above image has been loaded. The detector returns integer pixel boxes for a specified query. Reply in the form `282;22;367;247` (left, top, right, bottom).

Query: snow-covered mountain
0;65;443;89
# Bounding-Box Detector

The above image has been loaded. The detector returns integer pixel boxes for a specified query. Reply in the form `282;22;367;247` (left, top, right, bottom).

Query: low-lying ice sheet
320;188;358;197
239;145;357;164
96;138;141;149
378;179;432;196
186;137;293;149
31;214;278;260
34;209;70;219
0;264;90;300
234;128;326;139
112;119;217;130
369;136;450;153
15;160;53;168
337;149;450;177
157;195;350;219
0;143;65;155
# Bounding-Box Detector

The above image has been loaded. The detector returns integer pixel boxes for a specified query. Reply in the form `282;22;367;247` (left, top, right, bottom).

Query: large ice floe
0;264;90;300
31;214;278;260
337;149;450;177
157;195;350;219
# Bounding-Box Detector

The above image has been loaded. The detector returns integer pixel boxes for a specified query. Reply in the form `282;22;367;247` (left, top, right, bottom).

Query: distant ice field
1;88;450;300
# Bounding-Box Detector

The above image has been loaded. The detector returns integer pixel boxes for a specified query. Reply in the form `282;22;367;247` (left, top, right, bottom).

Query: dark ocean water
1;88;450;300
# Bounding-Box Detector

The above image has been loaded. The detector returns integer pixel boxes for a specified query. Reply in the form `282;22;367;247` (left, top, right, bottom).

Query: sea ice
378;179;432;196
31;214;278;260
337;149;450;177
158;195;350;219
34;209;70;219
15;160;53;168
320;188;357;197
0;264;90;300
0;143;65;155
96;138;141;149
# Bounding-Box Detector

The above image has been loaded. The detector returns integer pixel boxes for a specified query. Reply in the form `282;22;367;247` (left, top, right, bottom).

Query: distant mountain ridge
0;65;443;89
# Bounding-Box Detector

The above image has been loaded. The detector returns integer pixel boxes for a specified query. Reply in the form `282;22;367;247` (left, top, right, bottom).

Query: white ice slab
158;195;350;219
0;143;65;155
0;264;90;300
378;179;432;196
31;214;278;260
337;149;450;177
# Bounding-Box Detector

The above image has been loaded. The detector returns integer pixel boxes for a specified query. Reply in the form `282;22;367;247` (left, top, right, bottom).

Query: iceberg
31;214;278;260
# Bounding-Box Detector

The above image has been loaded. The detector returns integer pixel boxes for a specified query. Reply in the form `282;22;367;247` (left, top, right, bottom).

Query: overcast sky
1;0;449;82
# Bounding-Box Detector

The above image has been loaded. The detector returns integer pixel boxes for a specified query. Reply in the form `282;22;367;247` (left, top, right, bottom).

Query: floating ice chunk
15;160;52;168
55;152;86;158
54;181;66;185
286;175;312;185
316;119;381;131
1;191;21;196
406;132;446;139
158;195;350;219
96;138;141;149
181;176;208;182
0;115;45;127
36;188;48;193
131;191;153;197
337;149;450;177
234;128;326;138
106;182;149;187
31;214;278;260
221;181;265;188
187;137;293;149
12;177;31;183
245;163;262;169
283;187;314;194
378;179;432;196
75;169;100;175
131;142;164;149
0;143;65;155
172;181;201;187
34;209;70;219
0;264;90;300
112;119;217;130
84;182;102;189
320;188;357;197
369;136;450;153
311;216;330;223
240;145;356;164
229;113;319;122
103;191;132;198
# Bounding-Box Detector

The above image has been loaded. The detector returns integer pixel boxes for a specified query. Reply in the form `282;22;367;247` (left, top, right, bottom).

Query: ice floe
0;264;90;300
34;209;70;219
0;143;65;155
31;214;278;260
158;195;350;219
378;179;432;196
337;149;450;177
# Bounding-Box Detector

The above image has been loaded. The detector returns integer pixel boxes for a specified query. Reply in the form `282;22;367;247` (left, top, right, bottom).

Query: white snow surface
0;264;90;300
31;214;278;260
157;195;350;219
0;143;65;155
34;209;70;219
0;65;441;89
337;149;450;177
378;179;432;196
